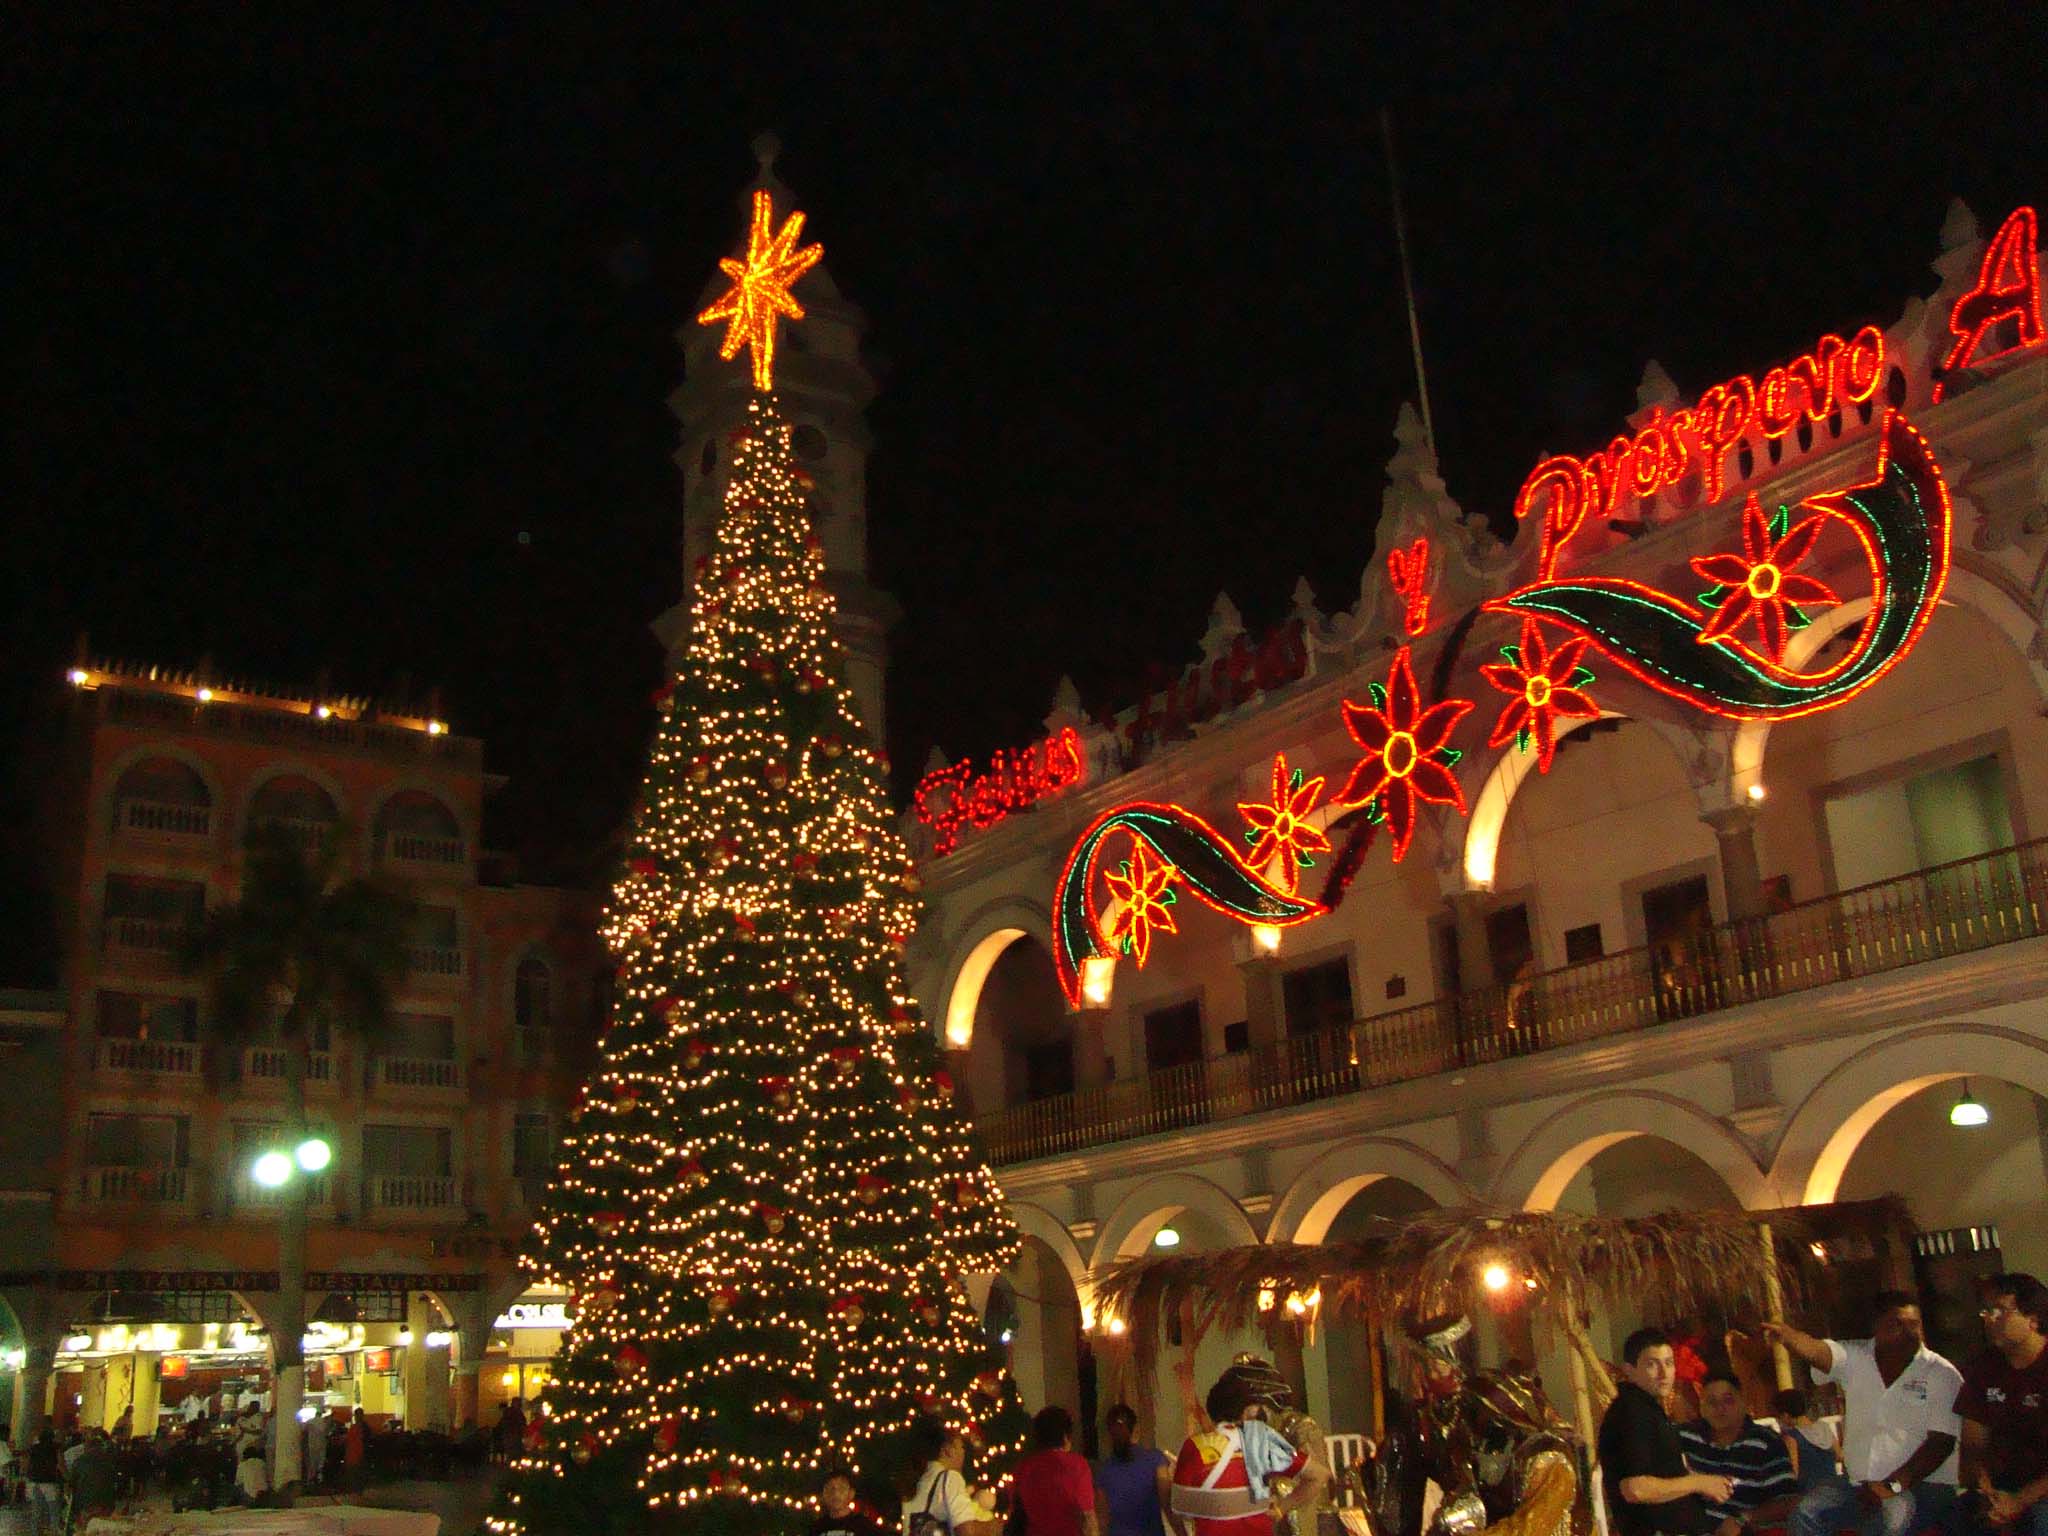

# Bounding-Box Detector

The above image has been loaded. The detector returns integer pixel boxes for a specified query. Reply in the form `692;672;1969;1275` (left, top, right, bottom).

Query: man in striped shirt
1680;1373;1800;1535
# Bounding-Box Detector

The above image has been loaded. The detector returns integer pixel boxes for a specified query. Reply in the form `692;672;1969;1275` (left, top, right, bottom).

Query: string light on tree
495;175;1024;1536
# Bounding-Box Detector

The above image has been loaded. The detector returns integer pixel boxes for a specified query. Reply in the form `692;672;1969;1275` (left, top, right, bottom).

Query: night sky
5;3;2042;953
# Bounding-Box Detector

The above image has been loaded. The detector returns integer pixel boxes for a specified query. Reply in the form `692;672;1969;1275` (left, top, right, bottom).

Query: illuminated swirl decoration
1487;411;1951;721
1054;803;1325;1007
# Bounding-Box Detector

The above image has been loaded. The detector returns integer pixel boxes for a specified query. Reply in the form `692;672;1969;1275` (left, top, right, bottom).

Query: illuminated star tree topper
696;175;825;392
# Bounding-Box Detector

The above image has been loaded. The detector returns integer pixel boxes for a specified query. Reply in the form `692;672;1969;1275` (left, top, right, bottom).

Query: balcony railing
94;1038;202;1076
242;1046;335;1089
377;1056;462;1092
258;815;337;856
381;833;467;870
118;798;213;840
231;1171;332;1209
405;945;466;981
101;915;189;957
78;1165;190;1205
365;1174;458;1211
978;836;2048;1166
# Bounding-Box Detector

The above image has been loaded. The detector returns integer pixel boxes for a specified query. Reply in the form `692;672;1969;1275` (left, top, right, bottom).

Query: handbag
907;1469;954;1536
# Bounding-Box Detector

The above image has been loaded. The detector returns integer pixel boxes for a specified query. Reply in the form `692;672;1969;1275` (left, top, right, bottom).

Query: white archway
1459;710;1722;889
1089;1173;1261;1274
1269;1137;1473;1245
1771;1021;2048;1204
1492;1089;1777;1211
935;897;1057;1050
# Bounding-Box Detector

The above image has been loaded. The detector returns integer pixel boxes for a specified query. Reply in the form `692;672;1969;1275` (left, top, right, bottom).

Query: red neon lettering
1943;206;2043;376
1516;326;1889;574
1386;537;1432;635
913;728;1085;855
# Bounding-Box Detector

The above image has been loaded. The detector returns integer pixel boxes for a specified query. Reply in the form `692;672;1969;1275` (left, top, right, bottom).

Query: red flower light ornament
1237;752;1331;895
1337;646;1473;861
1480;618;1599;774
1102;838;1178;967
1688;493;1840;662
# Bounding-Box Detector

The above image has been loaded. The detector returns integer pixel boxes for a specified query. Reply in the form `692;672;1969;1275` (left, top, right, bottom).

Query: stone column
1446;890;1493;992
1236;956;1283;1111
453;1303;493;1430
1071;1008;1112;1091
11;1339;56;1448
1705;805;1766;921
1706;804;1769;1004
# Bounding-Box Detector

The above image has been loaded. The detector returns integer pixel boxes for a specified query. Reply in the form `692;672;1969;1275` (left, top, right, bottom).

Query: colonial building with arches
1;661;605;1445
910;202;2048;1444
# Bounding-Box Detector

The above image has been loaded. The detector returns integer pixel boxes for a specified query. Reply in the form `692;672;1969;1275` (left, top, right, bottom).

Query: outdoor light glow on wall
1252;923;1283;954
295;1137;332;1172
252;1150;293;1188
1481;1262;1512;1292
1153;1225;1181;1249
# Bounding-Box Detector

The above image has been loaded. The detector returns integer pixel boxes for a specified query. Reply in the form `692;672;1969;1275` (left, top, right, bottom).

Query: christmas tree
494;187;1024;1536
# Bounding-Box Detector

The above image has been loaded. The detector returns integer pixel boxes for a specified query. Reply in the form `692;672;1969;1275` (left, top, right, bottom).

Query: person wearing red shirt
1011;1405;1099;1536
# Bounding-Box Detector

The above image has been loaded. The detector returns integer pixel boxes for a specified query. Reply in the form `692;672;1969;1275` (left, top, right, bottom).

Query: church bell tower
660;134;900;746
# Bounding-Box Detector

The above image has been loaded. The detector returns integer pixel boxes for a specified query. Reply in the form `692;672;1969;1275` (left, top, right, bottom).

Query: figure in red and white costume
1170;1358;1329;1535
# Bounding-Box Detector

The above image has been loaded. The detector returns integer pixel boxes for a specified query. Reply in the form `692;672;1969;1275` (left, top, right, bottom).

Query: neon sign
1387;537;1432;635
1516;325;1887;577
1940;205;2042;384
1492;411;1951;721
914;727;1085;856
1052;801;1324;1006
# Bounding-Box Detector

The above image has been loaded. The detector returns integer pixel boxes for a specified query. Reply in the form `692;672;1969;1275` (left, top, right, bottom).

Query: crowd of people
1601;1272;2048;1536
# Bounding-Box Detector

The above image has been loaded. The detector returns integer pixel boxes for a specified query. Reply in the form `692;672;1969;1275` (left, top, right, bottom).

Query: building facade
1;662;604;1443
910;202;2048;1442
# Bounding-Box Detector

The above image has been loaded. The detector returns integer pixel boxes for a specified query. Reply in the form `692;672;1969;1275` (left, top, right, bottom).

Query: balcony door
87;1112;187;1168
1825;753;2015;890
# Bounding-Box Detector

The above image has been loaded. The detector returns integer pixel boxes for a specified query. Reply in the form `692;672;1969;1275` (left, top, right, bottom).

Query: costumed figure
1171;1354;1332;1535
1372;1314;1579;1536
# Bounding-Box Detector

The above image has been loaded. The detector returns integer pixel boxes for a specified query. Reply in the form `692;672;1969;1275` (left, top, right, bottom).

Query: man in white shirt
902;1426;1000;1535
1767;1290;1961;1536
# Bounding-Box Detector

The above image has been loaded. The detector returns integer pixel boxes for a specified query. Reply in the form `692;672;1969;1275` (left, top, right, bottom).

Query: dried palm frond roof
1094;1198;1913;1383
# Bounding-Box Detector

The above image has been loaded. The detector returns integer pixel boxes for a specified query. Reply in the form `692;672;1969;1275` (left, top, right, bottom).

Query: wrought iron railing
79;1165;190;1205
976;837;2048;1165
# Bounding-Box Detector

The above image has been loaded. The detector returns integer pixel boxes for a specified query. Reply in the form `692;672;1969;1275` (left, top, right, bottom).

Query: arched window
515;954;553;1032
111;757;212;837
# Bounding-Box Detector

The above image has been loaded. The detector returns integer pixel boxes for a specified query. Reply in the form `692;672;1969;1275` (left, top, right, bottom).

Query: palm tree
189;820;411;1489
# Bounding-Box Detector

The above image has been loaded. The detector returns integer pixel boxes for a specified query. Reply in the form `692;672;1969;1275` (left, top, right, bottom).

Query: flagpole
1381;105;1438;462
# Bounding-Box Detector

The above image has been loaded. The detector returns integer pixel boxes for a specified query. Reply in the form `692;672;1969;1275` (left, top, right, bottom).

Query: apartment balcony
77;1165;192;1210
978;837;2048;1167
93;1037;203;1079
240;1046;337;1095
262;816;338;857
374;1055;463;1096
100;916;188;964
404;945;466;985
116;798;214;843
363;1174;459;1215
229;1171;333;1212
380;833;468;875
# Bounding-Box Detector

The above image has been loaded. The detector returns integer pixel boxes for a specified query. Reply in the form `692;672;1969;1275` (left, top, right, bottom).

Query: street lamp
253;1137;331;1188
